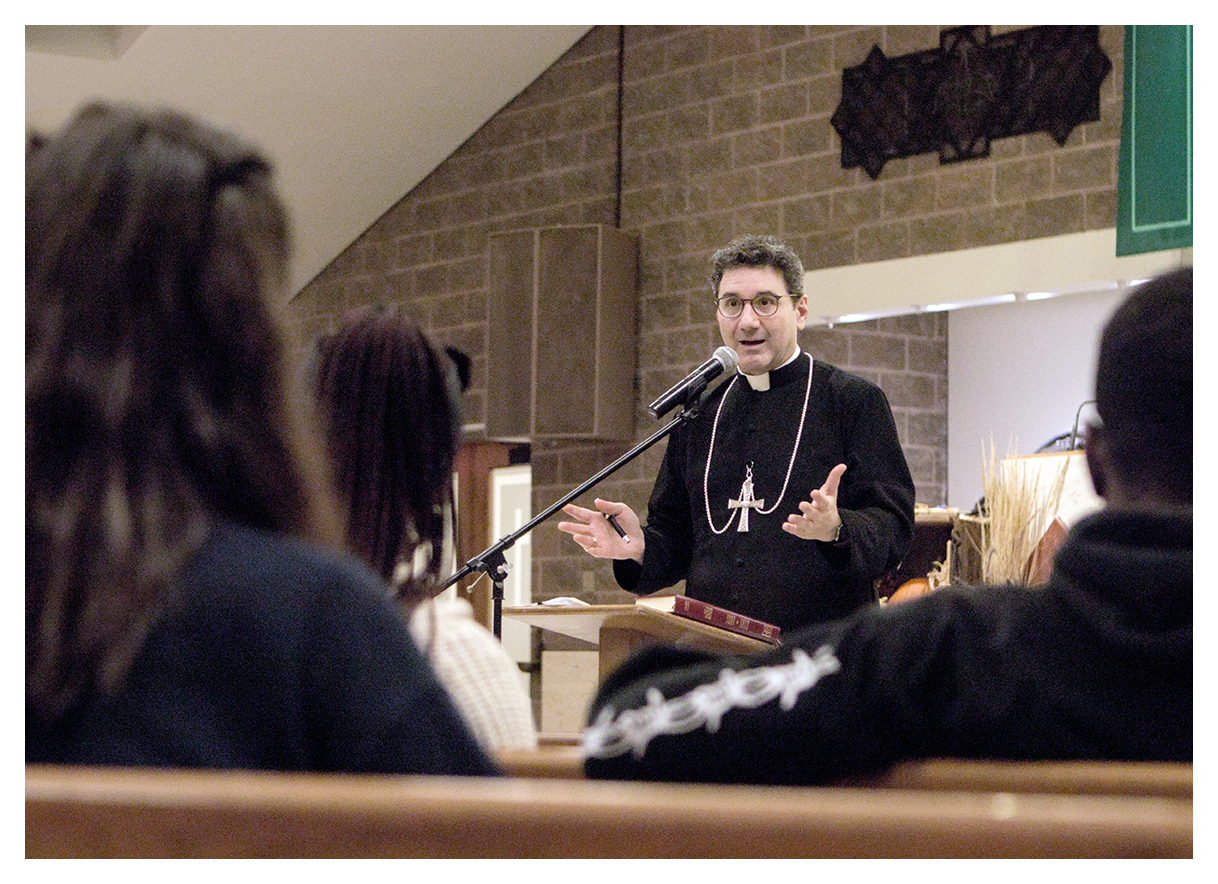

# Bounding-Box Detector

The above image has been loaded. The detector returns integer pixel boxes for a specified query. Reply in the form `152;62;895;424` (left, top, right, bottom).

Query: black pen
605;513;630;543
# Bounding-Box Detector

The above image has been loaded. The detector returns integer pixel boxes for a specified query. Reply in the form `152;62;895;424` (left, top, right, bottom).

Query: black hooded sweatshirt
584;508;1191;785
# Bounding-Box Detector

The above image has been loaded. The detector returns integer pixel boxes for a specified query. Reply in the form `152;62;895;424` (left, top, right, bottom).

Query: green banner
1117;25;1192;256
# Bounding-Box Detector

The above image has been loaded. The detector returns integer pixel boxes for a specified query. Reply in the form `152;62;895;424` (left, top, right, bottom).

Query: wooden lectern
503;604;773;679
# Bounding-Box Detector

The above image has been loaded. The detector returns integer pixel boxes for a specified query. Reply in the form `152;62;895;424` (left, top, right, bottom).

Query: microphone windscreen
714;346;739;372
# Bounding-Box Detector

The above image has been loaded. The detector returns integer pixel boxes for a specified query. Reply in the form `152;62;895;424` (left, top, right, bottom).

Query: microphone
648;346;739;418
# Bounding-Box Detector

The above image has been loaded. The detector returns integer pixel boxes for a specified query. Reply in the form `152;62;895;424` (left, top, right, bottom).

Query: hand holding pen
605;512;629;542
557;498;644;563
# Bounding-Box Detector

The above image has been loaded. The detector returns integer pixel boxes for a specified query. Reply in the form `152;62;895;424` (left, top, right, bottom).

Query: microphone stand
443;385;716;638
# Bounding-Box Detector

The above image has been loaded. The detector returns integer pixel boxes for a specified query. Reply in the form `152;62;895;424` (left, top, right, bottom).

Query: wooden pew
838;757;1193;799
26;764;1191;858
497;744;586;779
496;745;1192;800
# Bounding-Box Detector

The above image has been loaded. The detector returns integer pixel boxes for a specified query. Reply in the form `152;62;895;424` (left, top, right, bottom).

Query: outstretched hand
783;463;846;542
557;498;645;563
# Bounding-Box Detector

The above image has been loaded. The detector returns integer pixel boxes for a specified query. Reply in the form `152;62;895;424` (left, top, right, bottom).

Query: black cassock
615;353;915;631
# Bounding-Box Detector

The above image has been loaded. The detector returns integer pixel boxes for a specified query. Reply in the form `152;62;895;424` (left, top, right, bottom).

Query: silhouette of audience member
311;307;538;750
26;101;498;776
583;267;1192;785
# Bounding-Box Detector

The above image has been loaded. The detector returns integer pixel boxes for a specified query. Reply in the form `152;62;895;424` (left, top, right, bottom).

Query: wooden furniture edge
26;764;1191;859
494;747;1192;801
839;757;1193;799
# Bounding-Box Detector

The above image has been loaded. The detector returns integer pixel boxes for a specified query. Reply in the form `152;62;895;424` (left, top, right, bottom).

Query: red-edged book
635;595;782;645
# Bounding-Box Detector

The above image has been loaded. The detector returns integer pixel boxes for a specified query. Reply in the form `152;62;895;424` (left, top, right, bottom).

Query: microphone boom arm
444;391;713;637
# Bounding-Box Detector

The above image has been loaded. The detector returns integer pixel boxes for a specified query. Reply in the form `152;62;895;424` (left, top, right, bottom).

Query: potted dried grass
974;441;1070;586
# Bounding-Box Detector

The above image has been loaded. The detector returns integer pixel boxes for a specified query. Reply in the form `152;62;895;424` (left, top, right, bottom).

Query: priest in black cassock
558;235;915;632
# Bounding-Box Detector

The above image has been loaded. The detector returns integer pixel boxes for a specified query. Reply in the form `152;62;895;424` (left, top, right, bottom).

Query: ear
794;294;809;330
1084;423;1108;500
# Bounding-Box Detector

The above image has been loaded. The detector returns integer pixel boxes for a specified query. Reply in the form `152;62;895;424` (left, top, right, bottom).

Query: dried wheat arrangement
978;440;1070;586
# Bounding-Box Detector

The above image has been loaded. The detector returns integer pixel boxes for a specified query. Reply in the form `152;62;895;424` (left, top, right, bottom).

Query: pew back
838;757;1193;798
497;746;1193;800
26;764;1191;859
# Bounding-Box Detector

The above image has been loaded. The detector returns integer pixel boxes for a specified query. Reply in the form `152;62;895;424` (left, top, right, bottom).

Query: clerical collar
740;347;804;391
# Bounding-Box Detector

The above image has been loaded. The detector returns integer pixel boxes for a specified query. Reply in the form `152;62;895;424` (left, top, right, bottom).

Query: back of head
311;307;465;602
1093;266;1192;505
710;234;805;297
26;102;337;719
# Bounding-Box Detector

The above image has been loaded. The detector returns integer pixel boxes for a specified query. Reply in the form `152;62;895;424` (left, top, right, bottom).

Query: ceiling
25;25;592;296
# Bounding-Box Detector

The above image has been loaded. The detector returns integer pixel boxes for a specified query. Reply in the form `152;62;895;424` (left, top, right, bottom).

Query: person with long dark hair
26;101;498;775
311;307;537;749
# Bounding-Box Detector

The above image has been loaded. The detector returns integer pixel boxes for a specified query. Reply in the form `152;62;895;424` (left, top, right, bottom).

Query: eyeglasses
715;294;794;318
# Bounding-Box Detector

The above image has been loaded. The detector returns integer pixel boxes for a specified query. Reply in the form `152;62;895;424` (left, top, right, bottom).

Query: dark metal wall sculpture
831;25;1112;179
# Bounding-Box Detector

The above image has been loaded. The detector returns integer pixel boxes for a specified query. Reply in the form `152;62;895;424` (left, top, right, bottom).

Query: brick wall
286;25;1124;606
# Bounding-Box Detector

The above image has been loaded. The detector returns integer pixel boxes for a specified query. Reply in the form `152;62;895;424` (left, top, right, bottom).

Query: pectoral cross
728;464;764;532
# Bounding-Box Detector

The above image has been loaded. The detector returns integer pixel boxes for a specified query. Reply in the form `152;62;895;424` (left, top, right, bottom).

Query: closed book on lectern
635;595;781;645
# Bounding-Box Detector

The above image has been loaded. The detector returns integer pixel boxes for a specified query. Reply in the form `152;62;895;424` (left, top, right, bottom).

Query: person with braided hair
310;307;538;750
